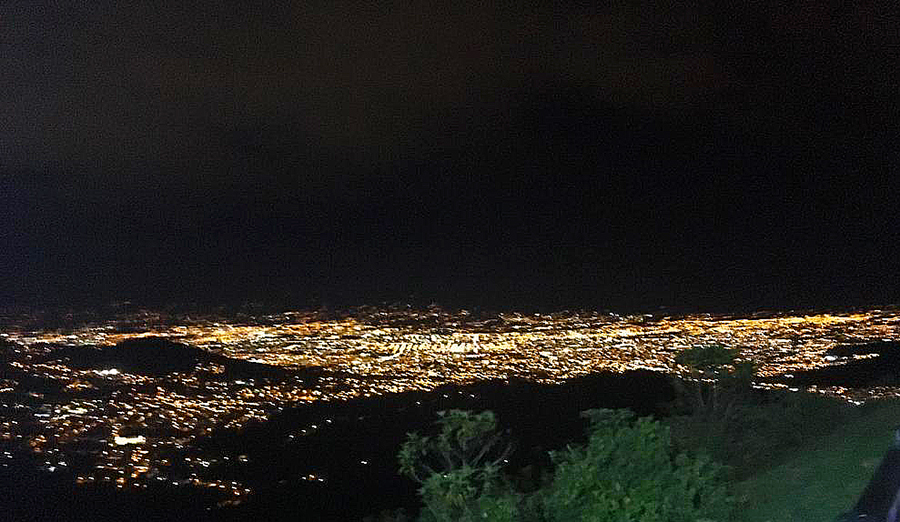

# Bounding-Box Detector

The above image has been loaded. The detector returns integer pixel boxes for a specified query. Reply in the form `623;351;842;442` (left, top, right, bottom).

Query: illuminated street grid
1;306;899;499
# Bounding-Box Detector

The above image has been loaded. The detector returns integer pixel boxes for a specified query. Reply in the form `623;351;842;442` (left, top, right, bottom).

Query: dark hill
786;341;900;388
46;337;308;381
106;337;211;375
204;370;676;521
46;337;211;376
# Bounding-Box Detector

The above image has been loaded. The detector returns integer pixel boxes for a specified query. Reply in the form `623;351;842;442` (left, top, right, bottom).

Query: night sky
2;2;898;311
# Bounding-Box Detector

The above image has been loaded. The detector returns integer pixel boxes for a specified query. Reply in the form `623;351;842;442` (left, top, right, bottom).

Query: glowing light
114;435;146;445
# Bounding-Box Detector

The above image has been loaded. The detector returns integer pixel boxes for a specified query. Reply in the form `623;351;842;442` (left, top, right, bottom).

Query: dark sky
2;2;898;311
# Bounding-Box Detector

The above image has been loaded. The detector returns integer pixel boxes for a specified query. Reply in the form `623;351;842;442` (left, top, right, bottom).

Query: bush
669;390;858;478
398;410;520;522
394;408;732;522
672;344;756;421
541;409;732;522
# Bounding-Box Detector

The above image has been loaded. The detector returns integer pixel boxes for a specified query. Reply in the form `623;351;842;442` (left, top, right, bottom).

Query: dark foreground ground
0;370;676;522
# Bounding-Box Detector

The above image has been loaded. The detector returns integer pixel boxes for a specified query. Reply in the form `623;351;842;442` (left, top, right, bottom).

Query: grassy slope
734;399;900;522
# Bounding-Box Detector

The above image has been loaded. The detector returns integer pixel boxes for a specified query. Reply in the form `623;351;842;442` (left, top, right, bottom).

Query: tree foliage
396;408;732;522
674;344;756;420
542;409;732;522
398;410;518;522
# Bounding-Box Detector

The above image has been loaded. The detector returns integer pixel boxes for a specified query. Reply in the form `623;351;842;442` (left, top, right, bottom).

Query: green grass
733;398;900;522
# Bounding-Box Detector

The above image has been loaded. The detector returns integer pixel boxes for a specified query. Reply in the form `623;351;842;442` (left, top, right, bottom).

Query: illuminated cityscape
0;305;899;501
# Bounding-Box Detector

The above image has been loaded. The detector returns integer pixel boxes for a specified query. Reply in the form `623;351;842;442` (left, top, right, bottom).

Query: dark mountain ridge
44;337;304;381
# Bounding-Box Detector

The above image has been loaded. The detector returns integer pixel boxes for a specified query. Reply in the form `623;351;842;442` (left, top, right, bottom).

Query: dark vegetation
203;370;676;521
364;345;876;522
387;407;730;522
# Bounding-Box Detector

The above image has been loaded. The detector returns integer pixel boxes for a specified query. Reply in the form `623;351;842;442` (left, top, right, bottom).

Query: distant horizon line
1;297;897;319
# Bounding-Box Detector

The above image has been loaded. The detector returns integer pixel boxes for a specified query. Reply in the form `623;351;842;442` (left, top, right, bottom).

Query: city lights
0;306;898;499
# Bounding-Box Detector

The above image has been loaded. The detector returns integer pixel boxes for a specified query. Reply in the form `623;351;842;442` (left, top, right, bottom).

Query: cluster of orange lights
0;306;898;499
